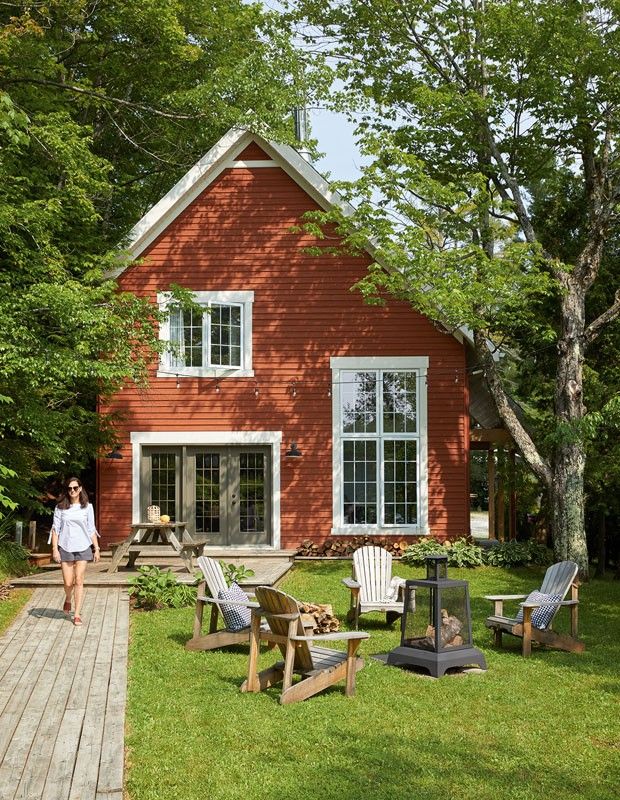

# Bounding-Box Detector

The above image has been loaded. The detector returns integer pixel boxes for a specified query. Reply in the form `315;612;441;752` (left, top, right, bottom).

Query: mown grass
0;540;32;632
126;562;620;800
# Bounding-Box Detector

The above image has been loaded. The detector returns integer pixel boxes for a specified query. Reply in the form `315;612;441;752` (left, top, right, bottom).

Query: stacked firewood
0;582;13;601
296;536;410;558
298;601;340;634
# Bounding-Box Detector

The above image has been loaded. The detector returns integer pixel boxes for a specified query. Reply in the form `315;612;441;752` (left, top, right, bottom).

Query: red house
98;128;472;552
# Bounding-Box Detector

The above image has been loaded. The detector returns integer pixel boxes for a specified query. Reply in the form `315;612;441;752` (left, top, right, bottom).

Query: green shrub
485;539;552;567
128;566;197;610
445;537;485;567
400;537;445;565
402;537;483;568
0;515;31;580
219;561;255;584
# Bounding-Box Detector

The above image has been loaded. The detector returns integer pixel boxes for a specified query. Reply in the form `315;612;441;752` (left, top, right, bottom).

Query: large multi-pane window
157;291;253;377
332;357;428;533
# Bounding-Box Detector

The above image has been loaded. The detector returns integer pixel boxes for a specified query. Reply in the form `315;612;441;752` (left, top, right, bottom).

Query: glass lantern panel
402;586;437;651
437;586;472;648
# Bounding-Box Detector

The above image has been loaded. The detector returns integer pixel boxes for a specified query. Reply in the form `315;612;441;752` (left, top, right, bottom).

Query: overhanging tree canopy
287;0;620;577
0;0;310;512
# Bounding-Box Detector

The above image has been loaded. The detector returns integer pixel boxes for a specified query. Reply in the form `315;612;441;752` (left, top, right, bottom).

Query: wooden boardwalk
0;586;128;800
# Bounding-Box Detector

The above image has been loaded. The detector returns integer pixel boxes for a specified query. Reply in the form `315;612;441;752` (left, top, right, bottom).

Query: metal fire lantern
387;554;486;677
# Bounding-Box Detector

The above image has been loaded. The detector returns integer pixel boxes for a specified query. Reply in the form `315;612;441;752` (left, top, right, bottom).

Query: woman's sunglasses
68;485;81;492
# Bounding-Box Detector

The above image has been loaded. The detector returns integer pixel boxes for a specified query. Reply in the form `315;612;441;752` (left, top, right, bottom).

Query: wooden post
29;520;37;551
487;447;496;539
497;447;505;543
14;521;23;545
509;448;517;541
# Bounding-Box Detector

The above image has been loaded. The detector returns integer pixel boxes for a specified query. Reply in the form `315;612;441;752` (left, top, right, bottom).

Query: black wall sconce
285;441;302;458
105;446;123;460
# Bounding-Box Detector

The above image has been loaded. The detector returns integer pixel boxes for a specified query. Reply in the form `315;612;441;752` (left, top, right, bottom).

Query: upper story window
158;291;254;378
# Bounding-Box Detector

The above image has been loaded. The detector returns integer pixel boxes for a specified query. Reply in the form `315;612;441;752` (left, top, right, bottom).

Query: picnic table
107;521;205;573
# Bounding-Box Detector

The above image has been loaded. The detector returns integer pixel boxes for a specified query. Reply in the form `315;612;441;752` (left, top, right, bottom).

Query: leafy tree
287;0;620;577
0;0;309;510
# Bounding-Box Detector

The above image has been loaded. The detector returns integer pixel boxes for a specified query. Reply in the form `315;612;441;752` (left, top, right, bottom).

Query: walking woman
50;478;100;626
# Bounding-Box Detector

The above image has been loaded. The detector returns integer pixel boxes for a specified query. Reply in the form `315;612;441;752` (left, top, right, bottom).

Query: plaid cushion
218;582;251;632
515;590;562;629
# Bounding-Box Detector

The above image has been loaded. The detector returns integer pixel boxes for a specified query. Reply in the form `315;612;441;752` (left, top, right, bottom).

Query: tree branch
473;329;553;487
583;290;620;348
4;78;202;120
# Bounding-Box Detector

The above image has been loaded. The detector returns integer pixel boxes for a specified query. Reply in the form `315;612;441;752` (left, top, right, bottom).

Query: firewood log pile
422;609;464;649
298;601;340;634
0;582;13;601
296;536;410;558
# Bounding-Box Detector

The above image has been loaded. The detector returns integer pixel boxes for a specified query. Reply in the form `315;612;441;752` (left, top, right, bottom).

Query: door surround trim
131;431;282;548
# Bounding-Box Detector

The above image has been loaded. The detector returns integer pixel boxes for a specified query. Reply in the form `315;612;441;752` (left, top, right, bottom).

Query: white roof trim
111;127;357;277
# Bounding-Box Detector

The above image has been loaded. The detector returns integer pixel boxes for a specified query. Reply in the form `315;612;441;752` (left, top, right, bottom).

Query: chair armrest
197;595;259;609
485;594;528;601
342;577;361;590
521;599;578;608
251;608;300;622
290;631;370;642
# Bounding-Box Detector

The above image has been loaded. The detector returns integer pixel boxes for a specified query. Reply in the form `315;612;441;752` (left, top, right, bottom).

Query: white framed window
157;291;254;377
331;356;429;535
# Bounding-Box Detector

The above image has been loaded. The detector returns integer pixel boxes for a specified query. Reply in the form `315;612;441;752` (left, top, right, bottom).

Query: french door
141;445;271;545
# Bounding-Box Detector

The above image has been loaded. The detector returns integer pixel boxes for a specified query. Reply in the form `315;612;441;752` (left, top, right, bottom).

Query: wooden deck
0;586;128;800
11;552;294;589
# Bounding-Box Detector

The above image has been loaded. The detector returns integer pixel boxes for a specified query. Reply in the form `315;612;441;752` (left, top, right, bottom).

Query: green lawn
127;562;620;800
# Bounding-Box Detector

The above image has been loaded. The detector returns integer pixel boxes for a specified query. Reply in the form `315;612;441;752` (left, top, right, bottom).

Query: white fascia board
119;128;254;264
110;127;360;277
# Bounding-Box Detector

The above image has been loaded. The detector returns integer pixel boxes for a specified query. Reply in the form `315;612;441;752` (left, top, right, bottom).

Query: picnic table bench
107;522;205;573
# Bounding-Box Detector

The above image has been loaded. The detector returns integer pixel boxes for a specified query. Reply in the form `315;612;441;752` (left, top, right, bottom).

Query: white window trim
130;430;281;548
330;356;429;536
157;291;254;378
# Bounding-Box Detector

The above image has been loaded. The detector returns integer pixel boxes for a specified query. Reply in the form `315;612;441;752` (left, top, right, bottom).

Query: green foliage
486;540;553;569
219;561;255;584
0;515;31;579
0;1;310;512
402;537;551;569
402;537;484;568
400;537;446;565
128;565;196;610
444;537;486;568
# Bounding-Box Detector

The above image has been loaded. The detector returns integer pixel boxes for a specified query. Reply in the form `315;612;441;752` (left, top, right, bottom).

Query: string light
215;379;220;394
254;381;260;398
290;379;297;398
175;373;180;389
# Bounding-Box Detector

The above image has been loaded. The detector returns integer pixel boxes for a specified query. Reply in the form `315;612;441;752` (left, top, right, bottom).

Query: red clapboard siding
98;162;469;548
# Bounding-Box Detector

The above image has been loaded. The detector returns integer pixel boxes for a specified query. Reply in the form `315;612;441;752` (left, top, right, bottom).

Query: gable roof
109;127;357;278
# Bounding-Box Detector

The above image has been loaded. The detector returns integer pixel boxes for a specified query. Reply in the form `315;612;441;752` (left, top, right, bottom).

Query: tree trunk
552;277;589;580
550;443;588;579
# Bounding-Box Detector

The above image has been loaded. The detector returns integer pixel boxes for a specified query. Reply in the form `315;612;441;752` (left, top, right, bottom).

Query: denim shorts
59;546;93;563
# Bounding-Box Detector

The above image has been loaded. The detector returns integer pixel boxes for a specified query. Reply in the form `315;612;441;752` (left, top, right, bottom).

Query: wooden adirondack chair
240;585;370;704
485;560;585;657
185;556;258;651
342;545;407;628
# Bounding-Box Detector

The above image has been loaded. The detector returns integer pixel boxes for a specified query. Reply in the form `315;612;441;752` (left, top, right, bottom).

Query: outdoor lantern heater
387;553;487;677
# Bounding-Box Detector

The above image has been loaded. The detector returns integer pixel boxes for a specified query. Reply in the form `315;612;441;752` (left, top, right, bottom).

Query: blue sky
309;108;366;182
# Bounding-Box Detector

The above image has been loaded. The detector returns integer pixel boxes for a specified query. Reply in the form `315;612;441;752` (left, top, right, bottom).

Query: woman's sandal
73;616;83;626
63;601;72;615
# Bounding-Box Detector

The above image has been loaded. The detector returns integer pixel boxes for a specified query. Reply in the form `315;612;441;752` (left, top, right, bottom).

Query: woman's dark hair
57;477;89;509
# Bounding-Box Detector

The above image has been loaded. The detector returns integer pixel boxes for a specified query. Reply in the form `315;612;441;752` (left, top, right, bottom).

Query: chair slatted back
255;586;314;672
353;545;392;603
196;556;228;598
540;560;579;599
